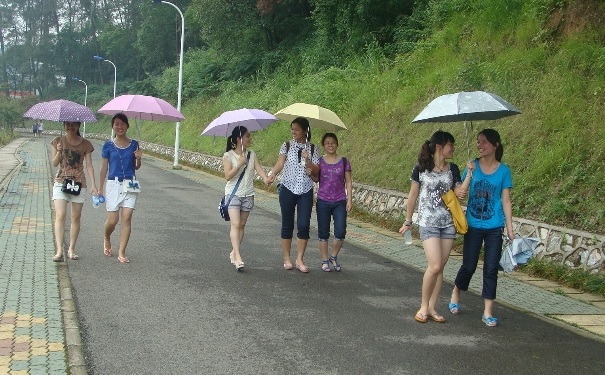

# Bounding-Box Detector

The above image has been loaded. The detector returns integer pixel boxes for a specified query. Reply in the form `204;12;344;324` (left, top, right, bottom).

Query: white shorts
52;182;87;204
105;179;137;211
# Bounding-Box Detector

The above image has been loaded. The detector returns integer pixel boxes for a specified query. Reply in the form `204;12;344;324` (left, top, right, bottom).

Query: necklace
435;162;447;172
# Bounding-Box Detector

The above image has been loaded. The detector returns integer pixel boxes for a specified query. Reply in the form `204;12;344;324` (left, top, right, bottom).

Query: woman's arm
98;158;109;196
134;146;142;171
267;154;286;183
455;160;476;199
253;154;271;185
399;182;420;234
84;152;98;195
502;188;514;240
51;141;61;167
345;170;352;212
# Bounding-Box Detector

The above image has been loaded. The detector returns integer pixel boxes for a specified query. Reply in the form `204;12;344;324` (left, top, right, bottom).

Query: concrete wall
37;131;605;274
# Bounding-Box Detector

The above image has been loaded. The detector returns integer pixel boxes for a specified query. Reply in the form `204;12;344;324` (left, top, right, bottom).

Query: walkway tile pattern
0;139;67;374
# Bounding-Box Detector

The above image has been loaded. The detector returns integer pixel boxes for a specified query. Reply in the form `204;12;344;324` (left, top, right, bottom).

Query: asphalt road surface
50;140;605;375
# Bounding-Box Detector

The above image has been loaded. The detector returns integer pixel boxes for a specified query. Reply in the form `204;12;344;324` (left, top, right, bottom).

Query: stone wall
34;130;605;274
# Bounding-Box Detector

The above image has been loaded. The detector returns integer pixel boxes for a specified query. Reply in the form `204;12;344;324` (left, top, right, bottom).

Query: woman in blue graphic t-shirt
449;129;514;327
98;113;142;264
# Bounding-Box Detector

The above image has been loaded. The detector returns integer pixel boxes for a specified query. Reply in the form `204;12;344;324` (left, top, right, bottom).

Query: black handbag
219;152;250;221
61;178;82;196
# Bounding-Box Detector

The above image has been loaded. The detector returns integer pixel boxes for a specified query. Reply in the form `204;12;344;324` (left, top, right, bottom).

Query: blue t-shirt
102;139;140;181
463;159;512;229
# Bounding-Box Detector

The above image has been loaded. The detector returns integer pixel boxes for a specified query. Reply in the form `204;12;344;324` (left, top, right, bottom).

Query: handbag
61;178;82;196
123;179;141;193
219;152;250;221
442;189;468;234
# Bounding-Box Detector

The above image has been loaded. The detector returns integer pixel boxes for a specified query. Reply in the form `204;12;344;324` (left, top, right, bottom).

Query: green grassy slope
85;0;605;233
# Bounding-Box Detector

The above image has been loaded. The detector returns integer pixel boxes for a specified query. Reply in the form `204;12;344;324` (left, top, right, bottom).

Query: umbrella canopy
23;99;97;122
274;103;347;131
201;108;278;136
97;94;185;121
412;91;521;123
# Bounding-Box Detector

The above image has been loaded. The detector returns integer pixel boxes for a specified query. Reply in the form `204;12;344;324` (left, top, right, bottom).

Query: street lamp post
93;55;117;136
153;0;184;169
72;77;88;138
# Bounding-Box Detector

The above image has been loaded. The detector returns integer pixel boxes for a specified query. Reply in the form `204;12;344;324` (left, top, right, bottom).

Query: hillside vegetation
48;0;605;233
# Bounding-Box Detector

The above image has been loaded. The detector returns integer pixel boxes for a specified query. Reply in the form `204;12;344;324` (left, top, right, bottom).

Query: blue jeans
454;227;503;300
316;198;347;241
279;186;313;240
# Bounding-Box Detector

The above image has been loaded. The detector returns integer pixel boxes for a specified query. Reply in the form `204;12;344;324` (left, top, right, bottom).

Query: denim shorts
419;225;456;241
227;195;254;212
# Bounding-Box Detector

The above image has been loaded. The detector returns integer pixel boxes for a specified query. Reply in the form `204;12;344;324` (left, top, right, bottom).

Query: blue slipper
482;315;498;327
448;302;460;314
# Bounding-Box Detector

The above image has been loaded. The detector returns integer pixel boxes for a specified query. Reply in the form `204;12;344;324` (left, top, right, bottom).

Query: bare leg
428;238;454;315
484;298;495;318
53;199;68;257
67;202;84;258
104;211;120;253
418;238;450;316
229;208;249;264
281;238;292;266
295;238;308;265
117;208;134;259
319;240;329;260
331;239;344;257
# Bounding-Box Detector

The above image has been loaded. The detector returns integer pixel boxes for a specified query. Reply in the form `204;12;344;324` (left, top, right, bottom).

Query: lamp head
152;0;163;3
93;55;105;61
72;77;79;81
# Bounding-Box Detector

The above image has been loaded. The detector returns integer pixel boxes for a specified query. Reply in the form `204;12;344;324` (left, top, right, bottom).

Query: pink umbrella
97;94;185;121
201;108;278;136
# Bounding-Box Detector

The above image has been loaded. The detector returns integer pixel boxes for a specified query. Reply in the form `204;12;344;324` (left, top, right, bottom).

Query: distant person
399;130;471;323
311;133;352;272
32;122;39;138
267;117;319;273
222;126;272;271
449;129;514;327
38;122;44;135
50;121;98;261
98;113;142;263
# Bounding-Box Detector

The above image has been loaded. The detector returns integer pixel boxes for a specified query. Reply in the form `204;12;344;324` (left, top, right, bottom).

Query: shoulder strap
226;152;250;205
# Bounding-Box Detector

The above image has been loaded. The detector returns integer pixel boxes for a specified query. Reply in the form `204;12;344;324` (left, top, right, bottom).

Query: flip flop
428;313;446;323
448;302;460;314
482;315;498;327
103;247;113;257
414;311;428;323
118;256;130;263
283;262;293;270
67;252;79;260
295;261;309;273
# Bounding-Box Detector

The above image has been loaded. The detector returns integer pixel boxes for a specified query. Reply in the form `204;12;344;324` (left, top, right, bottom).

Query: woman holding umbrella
50;121;98;261
267;117;320;272
99;113;142;263
222;126;272;271
449;129;514;327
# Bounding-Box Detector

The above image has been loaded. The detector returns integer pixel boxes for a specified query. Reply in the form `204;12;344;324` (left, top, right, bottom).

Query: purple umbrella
201;108;278;136
97;94;185;121
23;99;97;122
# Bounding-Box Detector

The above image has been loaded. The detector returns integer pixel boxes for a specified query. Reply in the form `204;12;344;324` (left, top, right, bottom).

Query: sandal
428;313;446;323
229;251;236;265
118;256;130;263
235;261;245;271
283;262;293;270
67;252;79;260
448;302;461;314
103;247;113;257
321;259;331;272
414;311;428;323
52;254;64;262
295;261;309;273
329;255;341;272
482;316;498;327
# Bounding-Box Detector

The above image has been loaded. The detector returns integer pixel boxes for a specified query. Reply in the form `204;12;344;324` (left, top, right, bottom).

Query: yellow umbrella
274;103;347;131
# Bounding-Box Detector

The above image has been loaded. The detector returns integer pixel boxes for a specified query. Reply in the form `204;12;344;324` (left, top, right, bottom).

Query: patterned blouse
279;140;320;195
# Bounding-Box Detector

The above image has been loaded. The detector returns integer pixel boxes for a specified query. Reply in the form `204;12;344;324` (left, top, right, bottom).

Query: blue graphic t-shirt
463;159;512;229
102;139;140;181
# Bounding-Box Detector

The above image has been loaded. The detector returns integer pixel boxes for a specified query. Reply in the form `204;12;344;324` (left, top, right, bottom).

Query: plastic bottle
403;230;413;245
92;194;105;208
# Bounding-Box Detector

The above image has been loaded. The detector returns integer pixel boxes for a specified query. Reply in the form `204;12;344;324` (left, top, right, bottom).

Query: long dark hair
418;130;455;172
478;128;504;161
225;125;248;152
292;117;311;143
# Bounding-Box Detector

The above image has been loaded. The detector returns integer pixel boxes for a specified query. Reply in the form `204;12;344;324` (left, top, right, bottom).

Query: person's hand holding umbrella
457;160;476;199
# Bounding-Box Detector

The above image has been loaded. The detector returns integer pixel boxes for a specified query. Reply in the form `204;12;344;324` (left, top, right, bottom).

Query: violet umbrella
23;99;97;122
97;94;185;121
201;108;278;137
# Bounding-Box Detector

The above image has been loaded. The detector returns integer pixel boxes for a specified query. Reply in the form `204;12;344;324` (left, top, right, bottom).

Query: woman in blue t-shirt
98;113;142;264
449;129;514;327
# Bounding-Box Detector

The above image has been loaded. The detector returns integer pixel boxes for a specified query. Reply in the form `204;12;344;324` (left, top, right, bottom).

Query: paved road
1;137;604;374
55;139;604;375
